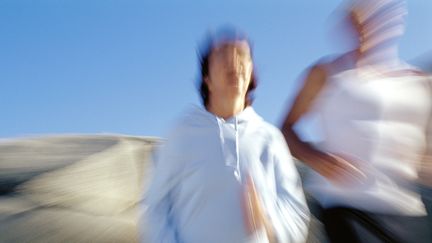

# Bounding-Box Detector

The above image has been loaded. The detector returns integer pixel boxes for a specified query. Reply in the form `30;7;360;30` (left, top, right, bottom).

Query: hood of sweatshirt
181;105;264;181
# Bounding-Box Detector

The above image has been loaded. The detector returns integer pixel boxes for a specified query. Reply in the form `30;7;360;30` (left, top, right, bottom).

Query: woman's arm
280;64;365;186
418;77;432;187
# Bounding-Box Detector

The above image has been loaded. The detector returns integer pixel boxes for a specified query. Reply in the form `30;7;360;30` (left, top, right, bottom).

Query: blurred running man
143;27;309;243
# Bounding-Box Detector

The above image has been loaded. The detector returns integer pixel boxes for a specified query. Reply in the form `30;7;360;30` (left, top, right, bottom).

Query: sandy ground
0;134;159;243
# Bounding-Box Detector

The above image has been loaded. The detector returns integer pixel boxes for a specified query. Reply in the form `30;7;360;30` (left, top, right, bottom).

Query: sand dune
0;134;160;243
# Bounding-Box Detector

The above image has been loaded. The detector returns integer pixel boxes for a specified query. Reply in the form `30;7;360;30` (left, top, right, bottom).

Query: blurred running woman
281;1;432;242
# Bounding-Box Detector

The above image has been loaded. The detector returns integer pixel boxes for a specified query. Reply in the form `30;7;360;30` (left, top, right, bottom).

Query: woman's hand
313;153;367;187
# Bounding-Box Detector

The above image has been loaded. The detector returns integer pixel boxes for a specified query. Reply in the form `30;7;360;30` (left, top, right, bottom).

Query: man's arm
264;131;310;243
141;133;184;243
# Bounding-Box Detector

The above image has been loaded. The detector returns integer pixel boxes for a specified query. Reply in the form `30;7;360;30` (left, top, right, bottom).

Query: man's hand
242;175;276;242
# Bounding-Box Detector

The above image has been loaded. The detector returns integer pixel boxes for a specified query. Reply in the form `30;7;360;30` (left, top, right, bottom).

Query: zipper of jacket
234;117;241;181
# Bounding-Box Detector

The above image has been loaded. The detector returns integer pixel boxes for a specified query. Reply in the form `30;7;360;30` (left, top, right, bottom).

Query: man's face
205;41;253;103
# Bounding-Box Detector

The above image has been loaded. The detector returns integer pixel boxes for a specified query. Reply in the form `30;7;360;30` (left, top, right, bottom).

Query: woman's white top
305;65;431;215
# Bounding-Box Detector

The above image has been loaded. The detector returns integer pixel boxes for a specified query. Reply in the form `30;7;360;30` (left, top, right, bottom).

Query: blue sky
1;0;431;138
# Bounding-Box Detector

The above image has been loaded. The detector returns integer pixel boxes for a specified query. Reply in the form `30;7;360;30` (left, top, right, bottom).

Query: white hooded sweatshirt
144;105;309;243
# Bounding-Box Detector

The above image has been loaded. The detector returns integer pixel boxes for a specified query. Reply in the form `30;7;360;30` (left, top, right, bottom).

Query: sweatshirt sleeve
265;131;310;243
142;132;184;243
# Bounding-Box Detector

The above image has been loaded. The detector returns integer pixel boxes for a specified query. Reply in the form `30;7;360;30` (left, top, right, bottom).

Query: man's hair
197;27;258;108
